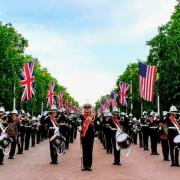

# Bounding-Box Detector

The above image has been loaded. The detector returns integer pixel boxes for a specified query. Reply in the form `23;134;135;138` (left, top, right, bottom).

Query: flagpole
130;64;133;114
141;102;143;117
157;92;160;115
41;101;43;115
13;83;16;110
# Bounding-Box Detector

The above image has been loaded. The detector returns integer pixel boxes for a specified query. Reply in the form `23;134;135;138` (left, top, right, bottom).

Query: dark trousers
9;136;16;158
105;130;112;153
70;127;74;143
81;136;94;168
65;128;70;148
161;139;169;160
17;134;25;153
25;133;30;150
168;130;179;165
142;127;149;150
31;133;36;147
50;143;58;163
112;133;120;163
0;149;4;163
74;127;77;139
37;131;41;144
149;129;158;153
138;131;143;147
132;132;137;144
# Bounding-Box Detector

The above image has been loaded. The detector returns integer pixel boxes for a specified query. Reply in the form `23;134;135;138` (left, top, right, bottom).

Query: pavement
0;135;180;180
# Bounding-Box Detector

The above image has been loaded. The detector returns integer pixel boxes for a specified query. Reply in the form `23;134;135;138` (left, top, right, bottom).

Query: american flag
57;92;64;109
111;91;117;108
20;61;35;101
139;61;157;102
119;81;129;106
47;83;56;107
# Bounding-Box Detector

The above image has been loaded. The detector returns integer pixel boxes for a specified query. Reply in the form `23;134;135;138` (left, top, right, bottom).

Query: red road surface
1;135;180;180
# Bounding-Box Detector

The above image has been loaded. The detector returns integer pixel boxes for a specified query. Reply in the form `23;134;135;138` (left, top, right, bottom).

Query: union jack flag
105;97;111;109
47;83;56;107
139;61;157;102
111;91;118;108
57;92;64;109
20;61;35;101
119;81;129;106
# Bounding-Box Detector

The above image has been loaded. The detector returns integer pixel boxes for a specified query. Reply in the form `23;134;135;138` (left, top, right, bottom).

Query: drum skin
173;134;180;147
116;132;131;149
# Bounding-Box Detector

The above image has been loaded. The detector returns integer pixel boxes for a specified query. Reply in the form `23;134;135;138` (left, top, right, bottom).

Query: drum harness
0;124;12;156
50;117;65;155
111;117;131;157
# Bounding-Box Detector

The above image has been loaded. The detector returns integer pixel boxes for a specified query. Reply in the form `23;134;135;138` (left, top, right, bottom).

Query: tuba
0;124;12;155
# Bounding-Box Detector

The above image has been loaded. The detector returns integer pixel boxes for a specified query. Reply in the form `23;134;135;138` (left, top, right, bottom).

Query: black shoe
171;163;175;167
175;163;180;167
150;153;155;155
163;158;170;161
8;157;14;159
50;162;58;165
113;162;121;165
0;162;4;165
154;152;160;155
81;168;87;171
87;167;92;171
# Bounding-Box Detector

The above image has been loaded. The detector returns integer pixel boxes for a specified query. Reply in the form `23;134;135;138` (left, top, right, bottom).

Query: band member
59;108;69;149
45;105;60;164
159;112;169;161
102;109;112;154
109;107;121;166
79;103;96;171
149;112;160;155
0;107;7;165
31;116;37;147
6;110;19;159
24;113;31;150
167;105;180;167
17;115;26;154
140;111;149;150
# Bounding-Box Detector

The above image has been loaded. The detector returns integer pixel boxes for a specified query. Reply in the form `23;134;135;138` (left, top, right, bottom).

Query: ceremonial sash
50;115;60;128
111;116;121;129
169;115;179;130
81;114;94;138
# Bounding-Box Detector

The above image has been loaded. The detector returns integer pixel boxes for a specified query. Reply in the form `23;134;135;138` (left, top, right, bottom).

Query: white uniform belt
49;127;55;129
168;127;176;129
150;127;157;129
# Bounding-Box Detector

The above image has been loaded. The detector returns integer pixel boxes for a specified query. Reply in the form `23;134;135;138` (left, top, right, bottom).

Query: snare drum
173;134;180;148
116;132;131;149
50;133;65;149
0;134;12;149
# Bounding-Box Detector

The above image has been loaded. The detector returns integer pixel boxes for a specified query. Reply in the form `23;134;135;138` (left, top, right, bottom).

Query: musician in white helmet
45;105;61;164
109;107;122;166
167;105;180;167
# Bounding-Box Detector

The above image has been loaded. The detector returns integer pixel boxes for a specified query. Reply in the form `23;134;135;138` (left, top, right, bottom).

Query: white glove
78;126;82;131
54;127;59;134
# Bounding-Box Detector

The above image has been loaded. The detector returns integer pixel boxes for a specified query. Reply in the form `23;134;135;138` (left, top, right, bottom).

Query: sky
0;0;178;106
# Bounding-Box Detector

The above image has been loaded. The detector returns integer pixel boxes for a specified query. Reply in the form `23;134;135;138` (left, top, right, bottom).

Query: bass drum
116;132;131;149
173;134;180;148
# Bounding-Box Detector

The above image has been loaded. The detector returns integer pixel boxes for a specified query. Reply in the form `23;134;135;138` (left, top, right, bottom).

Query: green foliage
0;22;79;114
95;2;180;116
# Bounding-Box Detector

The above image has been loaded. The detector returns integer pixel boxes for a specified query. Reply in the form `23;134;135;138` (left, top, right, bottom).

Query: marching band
0;104;180;169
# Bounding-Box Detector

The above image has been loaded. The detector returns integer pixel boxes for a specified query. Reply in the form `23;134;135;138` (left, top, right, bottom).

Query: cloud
11;0;178;105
